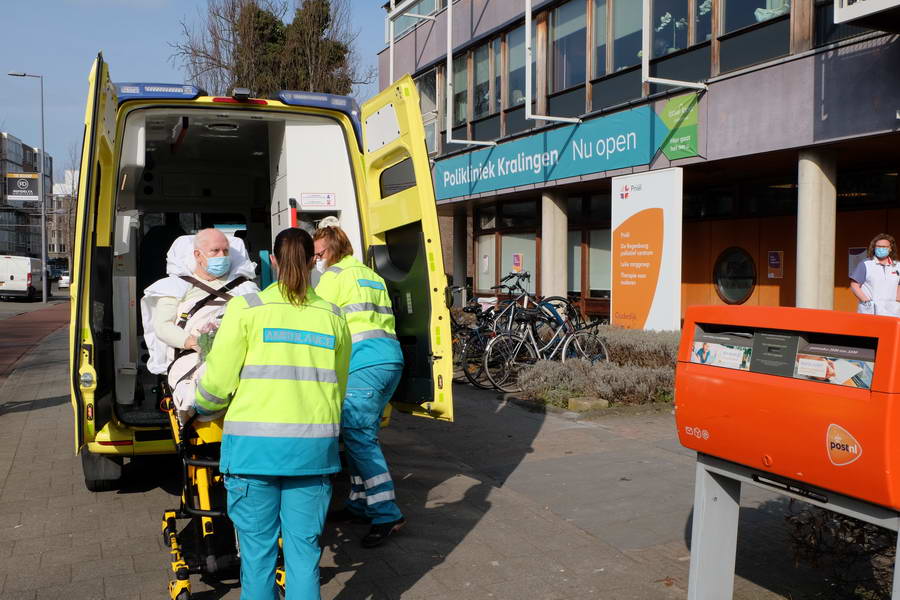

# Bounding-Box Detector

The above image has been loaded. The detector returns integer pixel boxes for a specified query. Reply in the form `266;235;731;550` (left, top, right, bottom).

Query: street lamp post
7;71;48;303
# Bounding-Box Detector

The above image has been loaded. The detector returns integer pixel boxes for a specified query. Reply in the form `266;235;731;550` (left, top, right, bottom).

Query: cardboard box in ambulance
0;255;43;300
71;53;453;491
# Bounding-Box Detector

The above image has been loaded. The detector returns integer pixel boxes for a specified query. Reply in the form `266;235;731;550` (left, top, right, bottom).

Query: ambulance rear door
71;53;118;451
359;75;453;422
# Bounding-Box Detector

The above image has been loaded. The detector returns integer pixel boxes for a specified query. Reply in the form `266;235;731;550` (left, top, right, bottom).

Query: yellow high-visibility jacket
195;283;351;476
314;255;403;372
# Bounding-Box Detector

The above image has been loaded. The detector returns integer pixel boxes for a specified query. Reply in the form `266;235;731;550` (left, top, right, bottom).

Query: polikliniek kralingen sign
433;93;698;201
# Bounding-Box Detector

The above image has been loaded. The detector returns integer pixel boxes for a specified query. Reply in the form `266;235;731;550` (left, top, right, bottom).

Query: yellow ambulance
70;53;453;491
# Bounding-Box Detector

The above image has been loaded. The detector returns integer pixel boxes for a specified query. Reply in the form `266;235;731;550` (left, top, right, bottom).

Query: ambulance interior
107;107;364;426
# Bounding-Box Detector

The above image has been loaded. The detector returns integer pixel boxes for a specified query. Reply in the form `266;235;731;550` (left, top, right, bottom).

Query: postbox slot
690;322;877;390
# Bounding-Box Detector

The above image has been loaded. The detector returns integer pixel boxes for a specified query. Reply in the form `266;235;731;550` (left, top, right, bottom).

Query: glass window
589;229;611;293
614;0;643;71
474;44;491;119
567;197;585;221
696;0;713;41
714;247;756;304
589;194;611;220
815;0;867;46
393;0;441;40
477;205;496;230
500;200;538;228
568;230;582;293
493;39;502;114
594;0;608;77
416;71;437;116
725;0;791;33
476;234;496;291
453;56;468;126
551;0;587;92
652;0;689;58
501;233;536;292
508;24;537;106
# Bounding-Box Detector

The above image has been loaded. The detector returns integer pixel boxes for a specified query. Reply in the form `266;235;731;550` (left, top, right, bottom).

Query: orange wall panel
757;216;797;307
681;221;712;317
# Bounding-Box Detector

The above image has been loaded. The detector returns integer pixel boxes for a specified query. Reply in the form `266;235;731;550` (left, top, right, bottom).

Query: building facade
0;132;53;258
379;0;900;320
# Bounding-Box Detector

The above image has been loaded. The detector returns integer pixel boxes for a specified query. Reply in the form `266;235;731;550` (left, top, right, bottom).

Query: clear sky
0;0;387;181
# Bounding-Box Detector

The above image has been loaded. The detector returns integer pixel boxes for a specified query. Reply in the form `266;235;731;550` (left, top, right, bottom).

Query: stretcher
160;393;287;599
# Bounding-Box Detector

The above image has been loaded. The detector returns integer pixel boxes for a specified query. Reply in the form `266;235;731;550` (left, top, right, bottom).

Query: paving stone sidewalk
0;328;844;599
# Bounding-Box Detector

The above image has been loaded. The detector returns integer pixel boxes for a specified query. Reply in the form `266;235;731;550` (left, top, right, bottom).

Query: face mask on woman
206;256;231;277
875;247;891;259
315;259;327;273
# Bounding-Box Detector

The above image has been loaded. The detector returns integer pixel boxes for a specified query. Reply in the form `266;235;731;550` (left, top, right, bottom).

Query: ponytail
273;228;314;306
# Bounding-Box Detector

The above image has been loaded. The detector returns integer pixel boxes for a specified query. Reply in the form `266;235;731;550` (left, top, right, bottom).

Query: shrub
517;359;674;408
592;325;680;369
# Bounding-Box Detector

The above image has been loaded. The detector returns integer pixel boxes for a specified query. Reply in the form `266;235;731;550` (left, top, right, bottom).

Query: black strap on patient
175;276;248;329
167;276;248;385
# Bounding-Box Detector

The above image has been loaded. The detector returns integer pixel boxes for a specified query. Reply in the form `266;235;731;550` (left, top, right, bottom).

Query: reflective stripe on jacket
195;283;351;476
314;255;404;372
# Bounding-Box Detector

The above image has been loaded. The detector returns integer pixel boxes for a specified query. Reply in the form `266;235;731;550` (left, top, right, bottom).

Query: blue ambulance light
115;83;205;104
275;90;362;148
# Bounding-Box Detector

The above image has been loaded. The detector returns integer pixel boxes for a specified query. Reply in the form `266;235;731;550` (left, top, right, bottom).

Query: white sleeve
153;296;190;349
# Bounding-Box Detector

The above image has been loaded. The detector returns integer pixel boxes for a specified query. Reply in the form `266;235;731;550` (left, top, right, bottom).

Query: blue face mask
205;256;231;277
875;247;891;259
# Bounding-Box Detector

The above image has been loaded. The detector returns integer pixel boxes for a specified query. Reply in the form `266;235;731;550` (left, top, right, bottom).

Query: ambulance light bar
115;83;205;104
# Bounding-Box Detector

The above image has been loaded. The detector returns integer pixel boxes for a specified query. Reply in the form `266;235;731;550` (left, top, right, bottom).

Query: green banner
659;93;699;161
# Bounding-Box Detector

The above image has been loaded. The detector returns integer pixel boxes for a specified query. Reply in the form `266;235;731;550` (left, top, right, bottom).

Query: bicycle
483;310;609;393
457;299;498;389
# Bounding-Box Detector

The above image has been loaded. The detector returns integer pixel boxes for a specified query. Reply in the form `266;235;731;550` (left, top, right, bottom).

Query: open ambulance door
71;53;119;452
359;76;453;422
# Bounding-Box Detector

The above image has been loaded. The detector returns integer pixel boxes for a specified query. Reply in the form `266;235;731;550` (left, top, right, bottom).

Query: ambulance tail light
97;440;133;446
26;272;31;286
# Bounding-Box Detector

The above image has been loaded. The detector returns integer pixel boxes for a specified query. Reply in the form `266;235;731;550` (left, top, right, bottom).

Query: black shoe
361;518;406;548
327;507;371;524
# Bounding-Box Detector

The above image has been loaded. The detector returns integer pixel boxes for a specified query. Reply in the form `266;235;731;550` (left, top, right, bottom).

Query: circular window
713;247;756;305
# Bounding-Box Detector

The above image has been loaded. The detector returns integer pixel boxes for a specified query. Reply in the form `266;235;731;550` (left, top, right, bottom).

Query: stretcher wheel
175;591;190;600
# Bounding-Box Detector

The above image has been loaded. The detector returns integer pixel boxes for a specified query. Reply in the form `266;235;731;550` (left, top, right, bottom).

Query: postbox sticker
827;424;863;466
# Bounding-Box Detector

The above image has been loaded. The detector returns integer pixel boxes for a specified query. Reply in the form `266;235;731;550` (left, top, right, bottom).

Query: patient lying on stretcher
140;229;259;422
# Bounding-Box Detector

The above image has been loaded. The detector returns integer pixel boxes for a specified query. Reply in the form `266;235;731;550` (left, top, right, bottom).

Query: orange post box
676;305;900;510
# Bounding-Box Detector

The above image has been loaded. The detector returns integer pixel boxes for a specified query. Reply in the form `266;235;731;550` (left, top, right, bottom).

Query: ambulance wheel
81;447;123;492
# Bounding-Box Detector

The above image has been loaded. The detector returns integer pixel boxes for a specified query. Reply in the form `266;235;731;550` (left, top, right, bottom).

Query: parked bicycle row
448;271;609;394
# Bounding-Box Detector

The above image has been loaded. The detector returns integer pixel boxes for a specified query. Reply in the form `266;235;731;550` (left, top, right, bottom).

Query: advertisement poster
610;168;682;331
5;173;39;201
511;253;523;273
767;251;784;279
691;328;754;370
848;247;866;277
793;338;875;389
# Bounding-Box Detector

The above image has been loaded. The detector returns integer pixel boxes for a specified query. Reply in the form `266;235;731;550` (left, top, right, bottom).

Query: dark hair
868;233;897;260
273;228;314;306
313;226;354;266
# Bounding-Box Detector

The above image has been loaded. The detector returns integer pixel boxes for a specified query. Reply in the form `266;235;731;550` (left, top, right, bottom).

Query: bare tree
171;0;374;98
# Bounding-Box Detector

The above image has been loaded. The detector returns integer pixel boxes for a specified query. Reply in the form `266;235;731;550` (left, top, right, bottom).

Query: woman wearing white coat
850;233;900;316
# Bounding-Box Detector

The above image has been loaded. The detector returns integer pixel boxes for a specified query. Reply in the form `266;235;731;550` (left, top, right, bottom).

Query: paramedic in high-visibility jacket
313;225;406;548
195;227;350;600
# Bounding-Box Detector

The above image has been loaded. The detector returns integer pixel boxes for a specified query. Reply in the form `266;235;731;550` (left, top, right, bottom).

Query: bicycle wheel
484;333;538;393
460;333;492;389
562;331;610;364
451;328;471;381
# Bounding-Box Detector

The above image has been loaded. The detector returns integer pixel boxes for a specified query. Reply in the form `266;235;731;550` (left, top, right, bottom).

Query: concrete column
540;192;568;298
796;150;836;309
452;210;468;306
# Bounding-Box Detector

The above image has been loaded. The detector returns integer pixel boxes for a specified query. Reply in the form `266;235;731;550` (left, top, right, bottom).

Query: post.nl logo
827;424;862;466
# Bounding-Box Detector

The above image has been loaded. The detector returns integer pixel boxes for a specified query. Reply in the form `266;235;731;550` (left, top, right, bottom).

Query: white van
0;255;43;300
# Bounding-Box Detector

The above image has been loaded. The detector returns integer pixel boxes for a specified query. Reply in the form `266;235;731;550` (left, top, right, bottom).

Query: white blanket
141;234;259;375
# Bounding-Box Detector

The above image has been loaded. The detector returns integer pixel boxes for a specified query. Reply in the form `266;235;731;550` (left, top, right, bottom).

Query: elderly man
142;228;259;376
